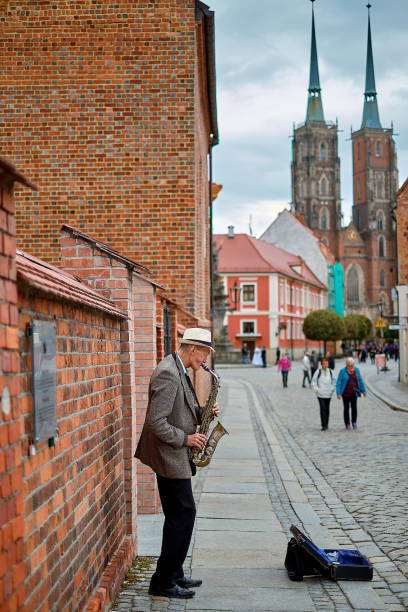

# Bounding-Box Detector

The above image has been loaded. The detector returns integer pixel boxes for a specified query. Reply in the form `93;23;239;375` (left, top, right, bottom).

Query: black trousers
151;475;196;588
342;395;357;426
302;370;311;386
281;370;288;387
318;397;331;429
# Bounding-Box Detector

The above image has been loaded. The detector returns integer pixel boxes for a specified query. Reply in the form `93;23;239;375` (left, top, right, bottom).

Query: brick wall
396;179;408;285
60;225;160;516
0;175;25;611
2;0;215;319
17;264;128;611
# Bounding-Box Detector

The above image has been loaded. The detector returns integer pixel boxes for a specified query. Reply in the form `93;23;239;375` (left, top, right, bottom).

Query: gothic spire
306;0;325;123
361;3;382;128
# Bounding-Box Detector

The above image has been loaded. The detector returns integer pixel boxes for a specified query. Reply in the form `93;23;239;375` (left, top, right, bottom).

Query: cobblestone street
113;358;408;611
223;359;408;609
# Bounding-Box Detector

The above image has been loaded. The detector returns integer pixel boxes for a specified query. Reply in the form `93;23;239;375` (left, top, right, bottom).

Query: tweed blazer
134;353;202;479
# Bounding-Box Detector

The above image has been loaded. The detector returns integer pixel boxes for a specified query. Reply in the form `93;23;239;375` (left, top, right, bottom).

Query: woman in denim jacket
336;357;367;430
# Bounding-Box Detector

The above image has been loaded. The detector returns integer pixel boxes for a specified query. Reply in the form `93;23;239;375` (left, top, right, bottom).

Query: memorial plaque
31;320;57;444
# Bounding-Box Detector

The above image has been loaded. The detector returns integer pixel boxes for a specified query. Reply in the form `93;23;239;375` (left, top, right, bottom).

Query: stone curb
365;378;408;413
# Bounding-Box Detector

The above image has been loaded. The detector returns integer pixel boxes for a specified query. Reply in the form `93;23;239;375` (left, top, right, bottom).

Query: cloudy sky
209;0;408;237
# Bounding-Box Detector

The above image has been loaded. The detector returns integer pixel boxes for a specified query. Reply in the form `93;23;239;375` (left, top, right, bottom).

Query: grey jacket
134;353;202;479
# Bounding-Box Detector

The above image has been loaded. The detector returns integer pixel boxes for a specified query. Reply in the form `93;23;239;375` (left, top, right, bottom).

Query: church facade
291;4;398;322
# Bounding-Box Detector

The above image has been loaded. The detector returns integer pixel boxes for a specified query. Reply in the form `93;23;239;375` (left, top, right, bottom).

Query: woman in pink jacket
278;353;292;387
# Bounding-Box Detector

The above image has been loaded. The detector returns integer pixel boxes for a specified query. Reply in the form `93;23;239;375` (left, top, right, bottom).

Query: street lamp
228;281;241;312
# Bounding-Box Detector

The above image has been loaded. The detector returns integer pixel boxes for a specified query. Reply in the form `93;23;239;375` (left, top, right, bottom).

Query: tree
303;309;345;353
344;314;372;344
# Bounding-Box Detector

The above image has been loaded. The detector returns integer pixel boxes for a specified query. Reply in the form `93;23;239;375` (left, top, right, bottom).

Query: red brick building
0;0;218;321
395;179;408;384
214;232;326;360
291;5;397;322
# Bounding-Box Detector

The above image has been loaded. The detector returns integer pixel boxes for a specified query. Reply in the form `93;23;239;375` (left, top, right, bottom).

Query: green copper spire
361;4;382;128
306;0;325;123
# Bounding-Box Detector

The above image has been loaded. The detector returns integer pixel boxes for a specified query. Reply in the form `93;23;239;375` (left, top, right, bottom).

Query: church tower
291;0;341;254
348;4;398;316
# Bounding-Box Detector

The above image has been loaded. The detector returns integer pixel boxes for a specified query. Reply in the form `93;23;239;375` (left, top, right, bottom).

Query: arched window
377;183;383;198
320;142;327;162
377;214;383;231
320;207;329;230
347;267;359;302
378;236;385;258
321;178;327;196
379;270;385;287
376;140;382;157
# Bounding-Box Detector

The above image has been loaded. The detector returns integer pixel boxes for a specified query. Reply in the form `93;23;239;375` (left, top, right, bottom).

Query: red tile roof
214;233;325;289
17;250;127;319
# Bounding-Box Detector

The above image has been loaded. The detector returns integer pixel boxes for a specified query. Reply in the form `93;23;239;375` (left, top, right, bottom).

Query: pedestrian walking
302;352;311;387
310;350;318;379
261;346;267;368
325;351;335;369
311;357;336;431
336;357;367;430
252;346;263;366
241;342;248;364
278;352;291;387
135;328;219;599
275;346;281;365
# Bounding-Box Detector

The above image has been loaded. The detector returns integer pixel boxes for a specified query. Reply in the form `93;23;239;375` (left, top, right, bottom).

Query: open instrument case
285;525;373;581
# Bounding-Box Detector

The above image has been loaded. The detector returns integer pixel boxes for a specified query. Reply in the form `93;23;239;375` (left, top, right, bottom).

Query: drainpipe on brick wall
209;135;215;367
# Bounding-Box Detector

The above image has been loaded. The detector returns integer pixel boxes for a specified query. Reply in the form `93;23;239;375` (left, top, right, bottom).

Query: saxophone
191;363;229;467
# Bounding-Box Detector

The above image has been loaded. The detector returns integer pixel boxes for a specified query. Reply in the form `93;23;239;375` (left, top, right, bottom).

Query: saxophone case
285;525;373;582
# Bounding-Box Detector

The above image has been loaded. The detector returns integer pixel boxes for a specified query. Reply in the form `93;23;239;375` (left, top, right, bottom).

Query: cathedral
291;3;398;322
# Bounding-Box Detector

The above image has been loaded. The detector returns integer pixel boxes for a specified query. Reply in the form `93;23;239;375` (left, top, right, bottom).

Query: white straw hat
179;328;215;352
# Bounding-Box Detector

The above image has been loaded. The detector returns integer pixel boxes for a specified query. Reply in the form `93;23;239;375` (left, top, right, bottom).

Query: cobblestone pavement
112;362;408;611
229;361;408;610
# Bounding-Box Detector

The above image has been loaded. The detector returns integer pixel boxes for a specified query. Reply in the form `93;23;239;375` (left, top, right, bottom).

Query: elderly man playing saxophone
135;328;219;600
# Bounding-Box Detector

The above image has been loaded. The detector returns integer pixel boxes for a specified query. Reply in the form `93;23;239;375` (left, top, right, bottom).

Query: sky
209;0;408;237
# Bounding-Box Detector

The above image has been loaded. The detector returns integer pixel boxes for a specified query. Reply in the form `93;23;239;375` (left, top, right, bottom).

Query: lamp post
228;281;241;312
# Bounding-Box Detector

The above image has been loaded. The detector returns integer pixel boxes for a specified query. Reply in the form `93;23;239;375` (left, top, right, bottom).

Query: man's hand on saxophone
211;401;219;418
186;432;207;449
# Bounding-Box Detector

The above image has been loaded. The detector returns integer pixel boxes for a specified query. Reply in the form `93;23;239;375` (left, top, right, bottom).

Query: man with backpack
311;357;336;431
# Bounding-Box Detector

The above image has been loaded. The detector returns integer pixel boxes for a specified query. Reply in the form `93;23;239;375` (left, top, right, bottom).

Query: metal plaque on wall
31;320;57;444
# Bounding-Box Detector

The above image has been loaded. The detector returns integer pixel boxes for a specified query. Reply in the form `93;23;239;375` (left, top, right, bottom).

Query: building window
320;142;327;162
321;178;327;196
377;214;383;231
356;177;361;200
379;269;385;287
321;210;327;230
376;140;382;157
377;183;383;198
242;321;255;334
242;284;255;303
378;236;385;258
347;267;359;302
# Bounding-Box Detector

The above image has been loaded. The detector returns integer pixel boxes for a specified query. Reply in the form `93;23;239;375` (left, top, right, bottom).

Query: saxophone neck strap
173;352;201;408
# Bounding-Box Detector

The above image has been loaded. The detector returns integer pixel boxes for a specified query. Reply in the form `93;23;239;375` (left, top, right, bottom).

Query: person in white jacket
311;357;336;431
302;352;311;387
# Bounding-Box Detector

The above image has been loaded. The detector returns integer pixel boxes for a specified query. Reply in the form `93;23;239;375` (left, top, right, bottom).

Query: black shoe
176;577;202;588
148;584;195;599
